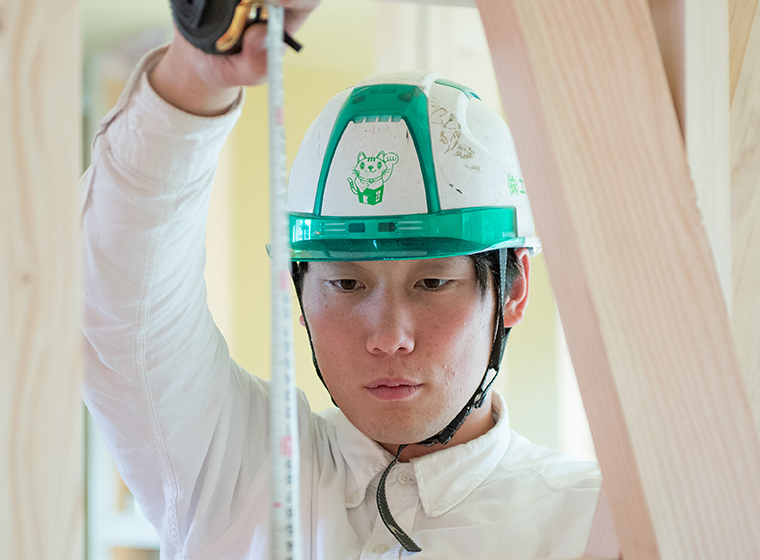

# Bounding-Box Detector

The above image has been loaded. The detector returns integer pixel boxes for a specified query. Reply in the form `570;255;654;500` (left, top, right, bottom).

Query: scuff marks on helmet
449;182;463;195
431;106;475;160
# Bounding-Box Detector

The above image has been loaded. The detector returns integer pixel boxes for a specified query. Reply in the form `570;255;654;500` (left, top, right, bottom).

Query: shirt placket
360;463;420;559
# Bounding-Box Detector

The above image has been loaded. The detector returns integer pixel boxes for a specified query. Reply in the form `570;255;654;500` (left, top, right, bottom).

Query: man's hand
150;0;320;116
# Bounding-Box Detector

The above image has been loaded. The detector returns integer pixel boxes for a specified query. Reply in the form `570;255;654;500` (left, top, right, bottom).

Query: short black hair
469;249;521;299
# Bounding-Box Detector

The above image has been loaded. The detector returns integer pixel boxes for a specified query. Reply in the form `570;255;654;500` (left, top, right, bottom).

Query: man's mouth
366;378;422;400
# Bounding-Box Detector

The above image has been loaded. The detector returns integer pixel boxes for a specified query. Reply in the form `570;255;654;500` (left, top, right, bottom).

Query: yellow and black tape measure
170;0;302;55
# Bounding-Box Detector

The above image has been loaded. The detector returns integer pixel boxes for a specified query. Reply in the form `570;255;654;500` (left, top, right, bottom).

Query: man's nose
364;291;415;355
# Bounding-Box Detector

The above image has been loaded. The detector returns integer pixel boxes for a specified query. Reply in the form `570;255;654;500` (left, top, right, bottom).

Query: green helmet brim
288;206;526;261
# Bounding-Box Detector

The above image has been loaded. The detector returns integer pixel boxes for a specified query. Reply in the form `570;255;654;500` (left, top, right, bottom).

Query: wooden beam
477;1;760;559
648;0;687;133
731;4;760;433
584;485;621;560
729;0;758;103
0;0;83;558
649;0;732;306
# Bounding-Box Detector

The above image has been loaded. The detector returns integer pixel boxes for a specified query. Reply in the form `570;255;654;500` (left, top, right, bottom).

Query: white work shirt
81;47;601;560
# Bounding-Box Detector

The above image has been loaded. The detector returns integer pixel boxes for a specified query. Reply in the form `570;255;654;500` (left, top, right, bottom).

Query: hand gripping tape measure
169;2;303;558
170;0;302;54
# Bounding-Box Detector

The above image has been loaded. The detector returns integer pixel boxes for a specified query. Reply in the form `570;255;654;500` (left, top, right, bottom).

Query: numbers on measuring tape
266;4;301;560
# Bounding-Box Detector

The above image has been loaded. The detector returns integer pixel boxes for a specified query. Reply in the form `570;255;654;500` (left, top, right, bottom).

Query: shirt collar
334;410;392;508
333;391;512;516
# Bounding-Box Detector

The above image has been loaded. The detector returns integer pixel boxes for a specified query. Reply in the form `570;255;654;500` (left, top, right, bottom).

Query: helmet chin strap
291;272;338;408
416;248;510;447
292;248;511;552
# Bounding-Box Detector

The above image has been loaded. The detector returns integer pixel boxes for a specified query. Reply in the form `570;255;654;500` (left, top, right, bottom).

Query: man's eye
419;278;448;290
336;279;358;291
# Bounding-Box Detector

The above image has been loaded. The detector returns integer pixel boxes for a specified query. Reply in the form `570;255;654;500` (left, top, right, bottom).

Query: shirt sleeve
81;45;273;557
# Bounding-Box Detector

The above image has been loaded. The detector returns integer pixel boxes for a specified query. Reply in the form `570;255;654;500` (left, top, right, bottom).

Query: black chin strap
292;249;511;552
375;444;422;552
292;271;336;407
417;247;509;447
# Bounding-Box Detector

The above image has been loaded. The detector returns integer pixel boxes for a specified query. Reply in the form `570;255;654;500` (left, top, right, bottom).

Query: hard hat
287;71;541;260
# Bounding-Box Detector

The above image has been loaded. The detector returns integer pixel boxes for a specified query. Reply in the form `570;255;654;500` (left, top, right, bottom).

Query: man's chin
367;421;451;450
338;398;461;449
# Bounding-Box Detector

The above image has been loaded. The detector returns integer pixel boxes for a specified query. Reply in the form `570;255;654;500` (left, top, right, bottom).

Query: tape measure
170;0;301;54
266;7;302;560
169;2;302;559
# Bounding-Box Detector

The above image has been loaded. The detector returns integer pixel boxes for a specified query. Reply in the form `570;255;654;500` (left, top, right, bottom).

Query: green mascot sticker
348;151;399;205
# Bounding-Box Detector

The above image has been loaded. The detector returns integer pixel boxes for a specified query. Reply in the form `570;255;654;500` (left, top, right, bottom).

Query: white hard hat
287;71;541;261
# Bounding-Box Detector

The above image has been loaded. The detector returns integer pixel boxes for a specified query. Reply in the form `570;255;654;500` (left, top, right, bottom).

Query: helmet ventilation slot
395;220;423;231
352;115;402;124
322;222;347;233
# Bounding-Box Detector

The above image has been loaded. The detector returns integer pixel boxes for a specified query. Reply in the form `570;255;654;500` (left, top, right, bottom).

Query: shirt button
128;115;139;129
373;544;389;554
397;471;413;485
346;491;360;503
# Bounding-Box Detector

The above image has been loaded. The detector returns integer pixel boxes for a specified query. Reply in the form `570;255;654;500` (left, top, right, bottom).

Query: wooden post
731;0;760;433
649;0;732;306
477;1;760;559
0;0;84;558
729;0;758;103
584;487;621;560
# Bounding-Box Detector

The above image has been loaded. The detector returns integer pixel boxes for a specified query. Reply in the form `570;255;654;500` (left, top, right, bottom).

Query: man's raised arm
80;3;318;556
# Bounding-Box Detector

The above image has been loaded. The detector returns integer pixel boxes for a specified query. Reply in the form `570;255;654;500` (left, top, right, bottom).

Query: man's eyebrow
314;261;365;275
414;259;471;276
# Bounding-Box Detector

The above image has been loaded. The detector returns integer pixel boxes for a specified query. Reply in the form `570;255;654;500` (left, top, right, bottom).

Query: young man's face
300;256;509;449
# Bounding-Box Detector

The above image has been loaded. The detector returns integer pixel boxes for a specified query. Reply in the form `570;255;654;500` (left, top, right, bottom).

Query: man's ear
503;248;531;328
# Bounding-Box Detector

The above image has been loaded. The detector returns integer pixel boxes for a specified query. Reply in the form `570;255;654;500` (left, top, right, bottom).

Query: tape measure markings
267;5;302;560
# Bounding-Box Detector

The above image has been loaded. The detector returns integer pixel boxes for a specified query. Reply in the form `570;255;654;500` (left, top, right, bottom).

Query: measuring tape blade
267;5;301;560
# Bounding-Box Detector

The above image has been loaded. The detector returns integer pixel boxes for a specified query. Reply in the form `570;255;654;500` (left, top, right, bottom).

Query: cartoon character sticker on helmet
347;151;399;205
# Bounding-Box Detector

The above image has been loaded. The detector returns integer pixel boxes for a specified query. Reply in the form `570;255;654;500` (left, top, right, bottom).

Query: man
82;2;601;557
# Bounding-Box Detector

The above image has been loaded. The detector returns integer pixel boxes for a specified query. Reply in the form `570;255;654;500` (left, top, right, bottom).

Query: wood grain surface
583;484;621;560
731;3;760;434
0;0;84;558
477;0;760;559
650;0;732;306
729;0;759;103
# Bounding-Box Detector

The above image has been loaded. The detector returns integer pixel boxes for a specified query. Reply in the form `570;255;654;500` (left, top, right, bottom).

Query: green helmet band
290;207;522;261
